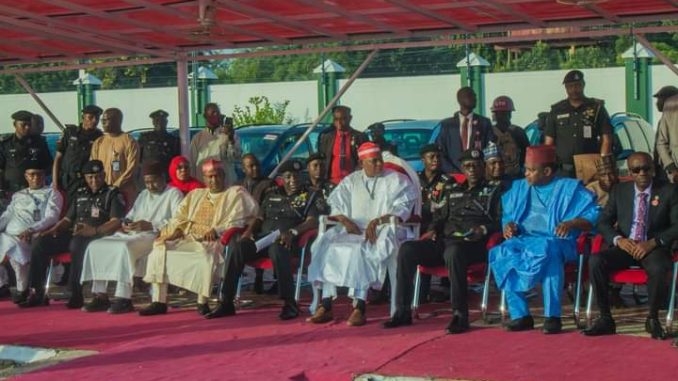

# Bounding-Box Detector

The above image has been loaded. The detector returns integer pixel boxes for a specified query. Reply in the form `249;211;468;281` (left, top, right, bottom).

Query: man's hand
617;238;638;256
365;218;380;244
73;223;97;237
503;222;519;239
124;220;153;233
555;221;573;238
631;239;657;260
39;225;60;238
279;230;295;249
668;170;678;184
465;226;485;241
239;227;255;242
201;229;218;242
157;228;183;243
18;229;33;243
342;219;361;235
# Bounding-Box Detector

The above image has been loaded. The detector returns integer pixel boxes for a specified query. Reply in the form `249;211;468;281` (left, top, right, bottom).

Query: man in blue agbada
490;145;599;334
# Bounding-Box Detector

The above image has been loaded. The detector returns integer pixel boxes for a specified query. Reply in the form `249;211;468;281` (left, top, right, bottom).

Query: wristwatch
289;228;299;237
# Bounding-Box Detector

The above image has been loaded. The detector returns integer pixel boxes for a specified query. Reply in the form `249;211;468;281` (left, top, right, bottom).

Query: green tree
562;46;615;69
232;96;291;126
511;41;560;71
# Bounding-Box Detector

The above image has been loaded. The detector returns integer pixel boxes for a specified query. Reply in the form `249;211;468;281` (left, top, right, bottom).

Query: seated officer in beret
209;160;320;320
21;160;125;308
138;110;180;177
384;149;501;333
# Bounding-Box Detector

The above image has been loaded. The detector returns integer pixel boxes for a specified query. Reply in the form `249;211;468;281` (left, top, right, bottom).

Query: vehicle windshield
383;129;434;161
238;131;281;159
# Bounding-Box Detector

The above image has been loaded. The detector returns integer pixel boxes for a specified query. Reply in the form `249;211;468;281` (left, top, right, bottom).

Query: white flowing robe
143;186;258;299
81;186;184;285
308;169;417;290
0;187;62;264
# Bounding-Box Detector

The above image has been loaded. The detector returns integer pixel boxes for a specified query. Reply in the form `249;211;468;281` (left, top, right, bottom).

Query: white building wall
96;87;179;130
651;64;678;127
0;91;77;134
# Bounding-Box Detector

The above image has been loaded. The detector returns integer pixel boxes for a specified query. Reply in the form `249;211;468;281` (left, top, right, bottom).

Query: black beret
11;110;33;122
82;160;105;175
149;109;169;118
562;70;584;84
82;105;103;116
306;152;326;164
278;160;303;174
419;144;441;156
653;85;678;98
459;148;484;163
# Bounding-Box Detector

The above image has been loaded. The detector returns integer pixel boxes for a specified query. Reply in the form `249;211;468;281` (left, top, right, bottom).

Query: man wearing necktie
584;152;678;340
316;106;369;185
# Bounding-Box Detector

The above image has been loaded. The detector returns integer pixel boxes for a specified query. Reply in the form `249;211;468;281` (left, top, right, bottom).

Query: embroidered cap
482;144;502;160
142;161;165;176
201;159;223;173
594;155;616;172
82;160;104;174
525;145;556;166
358;142;382;160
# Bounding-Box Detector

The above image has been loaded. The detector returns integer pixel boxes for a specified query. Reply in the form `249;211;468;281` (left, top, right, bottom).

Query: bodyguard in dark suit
436;87;493;174
583;152;678;339
316;105;368;184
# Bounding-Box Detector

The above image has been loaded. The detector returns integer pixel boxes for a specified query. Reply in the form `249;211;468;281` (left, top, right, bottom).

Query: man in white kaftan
308;142;417;326
190;104;240;186
140;159;258;317
80;162;183;314
0;165;62;304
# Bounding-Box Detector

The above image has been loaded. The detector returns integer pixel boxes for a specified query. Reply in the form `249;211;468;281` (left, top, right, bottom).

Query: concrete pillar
72;70;102;123
456;52;490;116
188;66;218;127
314;59;345;123
622;43;655;123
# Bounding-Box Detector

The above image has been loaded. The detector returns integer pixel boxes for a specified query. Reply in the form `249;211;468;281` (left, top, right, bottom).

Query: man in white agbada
190;103;241;186
80;161;183;314
140;159;258;317
0;165;62;304
307;142;417;326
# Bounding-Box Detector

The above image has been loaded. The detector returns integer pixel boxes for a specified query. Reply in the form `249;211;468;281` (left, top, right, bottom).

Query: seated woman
168;156;204;195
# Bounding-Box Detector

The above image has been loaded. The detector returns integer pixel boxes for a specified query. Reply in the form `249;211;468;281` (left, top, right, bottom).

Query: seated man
209;160;320;320
585;155;618;207
140;159;258;316
22;160;124;308
490;145;599;334
80;162;183;314
305;152;334;215
307;142;417;326
384;149;501;333
0;164;62;304
484;144;515;190
583;152;678;340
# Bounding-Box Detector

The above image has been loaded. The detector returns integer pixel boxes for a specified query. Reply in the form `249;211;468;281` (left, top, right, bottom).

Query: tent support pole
14;74;66;132
177;58;191;157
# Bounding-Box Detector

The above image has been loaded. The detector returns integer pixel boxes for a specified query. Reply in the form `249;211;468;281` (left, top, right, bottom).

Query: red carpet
1;299;677;381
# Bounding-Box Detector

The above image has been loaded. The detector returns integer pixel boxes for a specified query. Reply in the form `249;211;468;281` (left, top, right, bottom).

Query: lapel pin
651;195;659;207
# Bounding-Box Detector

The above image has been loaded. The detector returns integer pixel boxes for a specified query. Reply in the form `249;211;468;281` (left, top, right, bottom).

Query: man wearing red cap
489;96;529;177
139;159;259;317
307;142;417;326
489;145;599;334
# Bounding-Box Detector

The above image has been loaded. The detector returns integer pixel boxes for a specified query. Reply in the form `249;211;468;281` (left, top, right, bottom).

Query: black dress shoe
18;294;49;308
65;297;84;309
139;302;168;316
543;317;562;334
0;285;11;299
204;302;236;319
645;317;666;340
278;301;299;321
503;315;534;332
108;299;134;314
581;315;616;336
82;296;111;312
196;303;211;316
446;313;470;334
12;289;29;305
672;337;678;348
382;310;413;329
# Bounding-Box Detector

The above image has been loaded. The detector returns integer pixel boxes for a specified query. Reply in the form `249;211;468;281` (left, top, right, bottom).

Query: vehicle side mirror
616;149;634;161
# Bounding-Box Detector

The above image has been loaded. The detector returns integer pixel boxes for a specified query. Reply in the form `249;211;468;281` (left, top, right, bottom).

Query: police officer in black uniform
544;70;613;177
207;160;321;321
21;160;125;309
138;110;180;176
305;152;334;215
384;149;501;334
0;111;52;195
54;105;104;209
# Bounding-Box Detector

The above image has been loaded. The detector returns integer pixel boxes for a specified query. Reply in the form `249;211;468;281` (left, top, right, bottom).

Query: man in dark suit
583;152;678;340
316;105;368;185
436;87;493;174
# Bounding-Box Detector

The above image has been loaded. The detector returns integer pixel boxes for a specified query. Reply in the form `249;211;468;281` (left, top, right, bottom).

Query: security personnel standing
209;160;320;321
544;70;613;177
0;111;52;195
53;105;104;209
138;110;180;176
21;160;124;309
385;149;501;333
305;152;334;215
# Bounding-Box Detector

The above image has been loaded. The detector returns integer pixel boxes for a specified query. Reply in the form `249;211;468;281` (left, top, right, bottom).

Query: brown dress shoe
306;306;333;324
346;308;366;327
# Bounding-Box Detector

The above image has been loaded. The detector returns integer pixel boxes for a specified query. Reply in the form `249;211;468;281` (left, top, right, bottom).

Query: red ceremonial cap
525;145;556;166
201;159;223;173
358;142;381;160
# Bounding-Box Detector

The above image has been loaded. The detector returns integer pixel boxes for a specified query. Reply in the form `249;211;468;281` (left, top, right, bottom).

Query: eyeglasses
630;166;652;174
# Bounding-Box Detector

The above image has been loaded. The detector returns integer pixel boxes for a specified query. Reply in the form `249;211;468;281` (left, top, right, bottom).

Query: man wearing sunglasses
584;152;678;341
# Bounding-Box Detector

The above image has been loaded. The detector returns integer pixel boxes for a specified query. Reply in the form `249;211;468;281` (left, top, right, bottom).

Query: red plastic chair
585;234;678;332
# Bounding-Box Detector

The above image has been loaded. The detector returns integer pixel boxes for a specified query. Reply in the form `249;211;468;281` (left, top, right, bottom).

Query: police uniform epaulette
550;99;569;109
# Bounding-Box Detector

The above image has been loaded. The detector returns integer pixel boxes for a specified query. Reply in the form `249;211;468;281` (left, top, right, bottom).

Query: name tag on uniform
112;160;121;172
33;209;41;222
557;113;569;119
91;206;100;218
583;125;592;138
269;197;282;202
449;192;464;198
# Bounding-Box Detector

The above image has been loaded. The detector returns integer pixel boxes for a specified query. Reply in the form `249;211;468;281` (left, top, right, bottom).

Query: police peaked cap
562;70;584;84
82;160;105;175
82;105;103;116
278;160;303;174
459;148;484;163
306;152;326;164
653;86;678;99
11;110;33;122
149;109;169;118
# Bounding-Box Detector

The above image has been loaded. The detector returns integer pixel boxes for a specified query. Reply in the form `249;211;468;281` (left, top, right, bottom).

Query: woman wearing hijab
168;156;203;194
